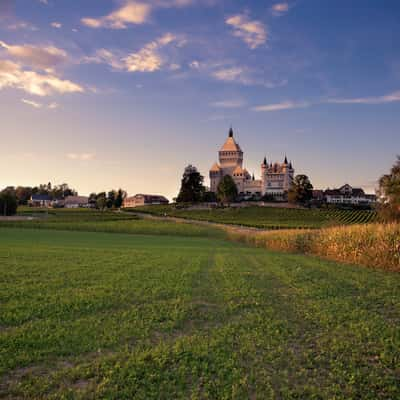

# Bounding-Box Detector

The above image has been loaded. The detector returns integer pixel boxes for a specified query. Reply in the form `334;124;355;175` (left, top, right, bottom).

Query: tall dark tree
114;189;126;208
288;175;314;204
176;165;205;203
377;156;400;221
0;189;18;216
217;175;238;204
106;190;117;209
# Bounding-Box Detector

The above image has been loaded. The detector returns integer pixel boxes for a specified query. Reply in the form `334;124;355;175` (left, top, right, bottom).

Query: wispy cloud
51;22;62;28
66;153;96;161
252;90;400;112
252;101;310;112
6;21;38;31
48;102;59;109
225;13;267;49
212;66;247;82
189;59;286;88
85;33;183;73
21;98;42;108
0;40;67;69
211;99;246;108
326;91;400;105
271;2;290;16
21;99;60;109
0;60;83;96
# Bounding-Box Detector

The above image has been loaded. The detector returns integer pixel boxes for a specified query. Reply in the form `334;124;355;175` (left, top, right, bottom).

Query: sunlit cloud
21;98;42;108
81;0;210;29
271;2;290;16
51;22;62;28
81;1;152;28
252;101;310;112
0;60;84;96
124;33;179;72
85;33;183;73
226;13;267;49
66;153;96;161
0;40;68;69
48;102;59;109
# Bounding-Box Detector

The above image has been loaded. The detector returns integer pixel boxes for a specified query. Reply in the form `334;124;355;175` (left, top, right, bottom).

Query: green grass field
130;205;378;229
1;225;399;399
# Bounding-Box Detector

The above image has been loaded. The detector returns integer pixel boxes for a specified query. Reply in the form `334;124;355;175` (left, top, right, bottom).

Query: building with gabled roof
324;184;376;205
122;194;169;208
209;128;295;199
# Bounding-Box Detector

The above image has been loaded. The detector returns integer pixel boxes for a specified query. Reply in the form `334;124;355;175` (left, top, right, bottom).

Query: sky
1;0;400;199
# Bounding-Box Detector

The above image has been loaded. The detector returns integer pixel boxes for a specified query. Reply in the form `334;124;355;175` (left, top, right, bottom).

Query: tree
288;175;313;205
0;189;18;216
96;192;107;210
176;165;205;203
217;175;238;204
107;190;116;209
15;186;32;205
202;191;217;203
377;156;400;221
114;189;126;208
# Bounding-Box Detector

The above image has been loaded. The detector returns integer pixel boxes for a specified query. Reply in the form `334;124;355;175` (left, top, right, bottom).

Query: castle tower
261;156;268;193
218;128;243;176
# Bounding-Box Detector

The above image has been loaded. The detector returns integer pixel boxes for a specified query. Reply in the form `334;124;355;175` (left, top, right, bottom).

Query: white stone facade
209;129;294;198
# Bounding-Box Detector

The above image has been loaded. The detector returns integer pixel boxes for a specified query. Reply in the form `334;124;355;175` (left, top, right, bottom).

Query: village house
323;184;376;206
29;194;53;208
64;196;90;208
123;194;169;208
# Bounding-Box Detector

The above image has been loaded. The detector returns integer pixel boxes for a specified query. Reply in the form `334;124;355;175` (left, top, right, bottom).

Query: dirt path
125;211;266;234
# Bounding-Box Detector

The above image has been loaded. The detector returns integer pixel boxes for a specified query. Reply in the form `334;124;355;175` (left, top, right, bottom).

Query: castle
209;128;295;199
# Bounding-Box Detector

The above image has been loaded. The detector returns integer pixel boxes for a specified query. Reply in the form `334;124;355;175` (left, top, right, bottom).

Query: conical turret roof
220;129;242;152
210;162;221;171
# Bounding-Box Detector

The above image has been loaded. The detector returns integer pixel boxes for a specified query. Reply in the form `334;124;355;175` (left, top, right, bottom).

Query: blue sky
1;0;399;198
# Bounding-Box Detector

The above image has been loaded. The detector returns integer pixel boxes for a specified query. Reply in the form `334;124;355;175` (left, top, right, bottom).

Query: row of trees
12;183;77;205
0;184;127;216
88;189;127;210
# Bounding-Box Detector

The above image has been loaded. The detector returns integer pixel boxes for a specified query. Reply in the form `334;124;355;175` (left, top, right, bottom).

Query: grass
1;227;399;399
3;209;226;239
130;204;378;229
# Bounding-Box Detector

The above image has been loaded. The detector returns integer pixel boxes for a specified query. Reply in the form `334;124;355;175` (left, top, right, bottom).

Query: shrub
0;191;18;216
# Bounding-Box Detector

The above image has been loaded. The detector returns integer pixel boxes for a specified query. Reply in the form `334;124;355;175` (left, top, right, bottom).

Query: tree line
88;189;127;210
0;184;127;215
